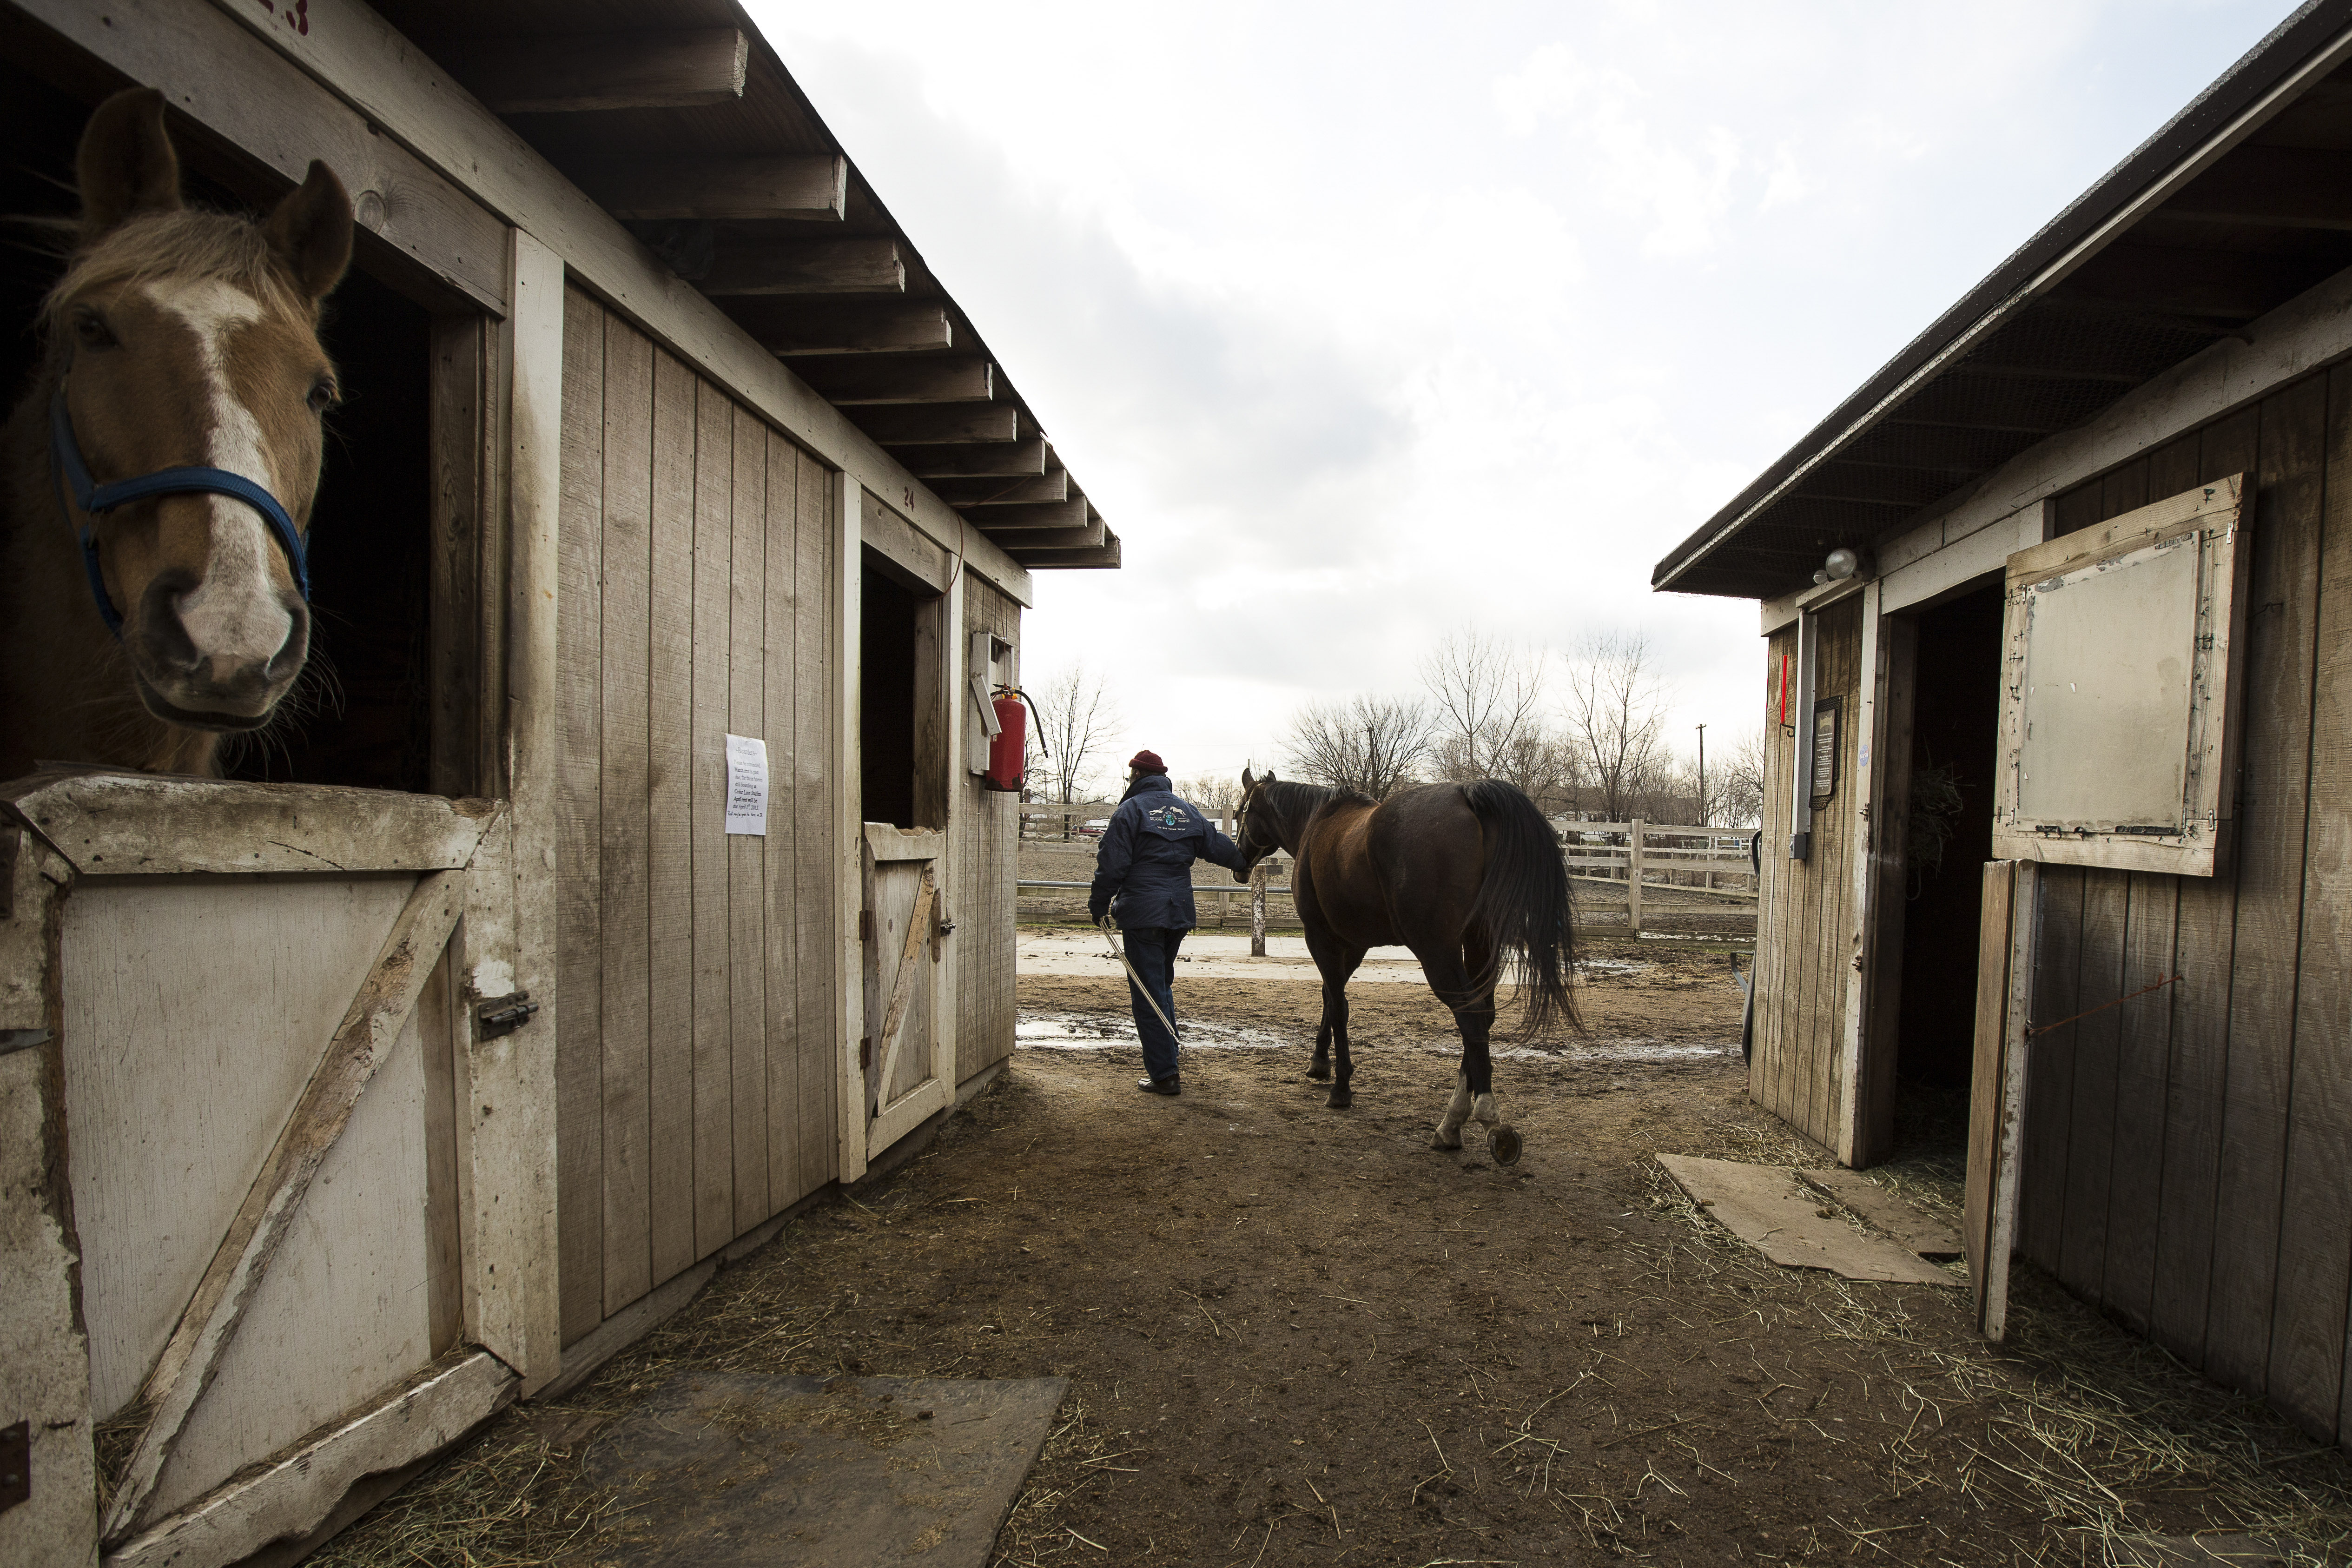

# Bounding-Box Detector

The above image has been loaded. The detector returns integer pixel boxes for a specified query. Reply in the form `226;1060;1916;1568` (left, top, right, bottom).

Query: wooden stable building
0;1;1115;1561
1653;0;2352;1450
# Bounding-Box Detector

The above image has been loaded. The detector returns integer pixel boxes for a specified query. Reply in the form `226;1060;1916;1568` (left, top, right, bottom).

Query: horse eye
307;378;340;415
72;309;116;349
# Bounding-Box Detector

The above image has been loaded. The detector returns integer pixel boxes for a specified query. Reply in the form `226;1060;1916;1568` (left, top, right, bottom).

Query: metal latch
477;992;540;1040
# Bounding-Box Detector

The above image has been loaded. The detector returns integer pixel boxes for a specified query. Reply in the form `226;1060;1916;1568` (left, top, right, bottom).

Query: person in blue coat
1087;750;1245;1096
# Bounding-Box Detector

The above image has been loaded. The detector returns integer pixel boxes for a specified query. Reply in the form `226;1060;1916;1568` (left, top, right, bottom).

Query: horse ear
77;88;182;243
265;161;354;305
1241;767;1255;793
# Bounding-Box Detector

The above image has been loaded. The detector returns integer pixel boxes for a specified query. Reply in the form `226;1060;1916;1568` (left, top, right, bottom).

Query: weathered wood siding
2020;364;2352;1447
1752;595;1864;1151
556;289;838;1347
954;576;1022;1081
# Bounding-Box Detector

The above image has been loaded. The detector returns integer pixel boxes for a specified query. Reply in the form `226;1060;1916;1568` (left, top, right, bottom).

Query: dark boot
1136;1076;1181;1096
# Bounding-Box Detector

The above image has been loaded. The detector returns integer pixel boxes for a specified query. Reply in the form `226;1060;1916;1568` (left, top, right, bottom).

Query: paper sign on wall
725;735;768;835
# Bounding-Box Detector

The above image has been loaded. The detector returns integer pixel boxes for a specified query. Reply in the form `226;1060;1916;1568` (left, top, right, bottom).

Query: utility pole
1695;723;1707;826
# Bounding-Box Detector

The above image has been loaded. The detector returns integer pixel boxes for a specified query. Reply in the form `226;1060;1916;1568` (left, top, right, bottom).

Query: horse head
1234;765;1283;878
44;88;351;758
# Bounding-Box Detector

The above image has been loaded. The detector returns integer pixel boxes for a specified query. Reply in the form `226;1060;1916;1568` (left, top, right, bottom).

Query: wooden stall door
863;824;949;1155
1750;595;1867;1155
0;773;543;1568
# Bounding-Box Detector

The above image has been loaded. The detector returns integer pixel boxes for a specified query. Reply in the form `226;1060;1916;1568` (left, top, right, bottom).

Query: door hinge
859;1036;873;1069
476;992;540;1040
859;909;873;943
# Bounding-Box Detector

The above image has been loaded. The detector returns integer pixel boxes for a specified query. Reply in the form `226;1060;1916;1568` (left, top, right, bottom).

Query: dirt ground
319;937;2352;1568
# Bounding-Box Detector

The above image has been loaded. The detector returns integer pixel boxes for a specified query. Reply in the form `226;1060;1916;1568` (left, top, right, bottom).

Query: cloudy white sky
752;0;2298;795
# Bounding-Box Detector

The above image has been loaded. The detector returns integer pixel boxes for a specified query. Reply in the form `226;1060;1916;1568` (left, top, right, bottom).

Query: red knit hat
1128;749;1166;773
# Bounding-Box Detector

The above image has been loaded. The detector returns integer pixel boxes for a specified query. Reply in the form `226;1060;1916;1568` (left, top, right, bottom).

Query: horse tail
1463;780;1577;1039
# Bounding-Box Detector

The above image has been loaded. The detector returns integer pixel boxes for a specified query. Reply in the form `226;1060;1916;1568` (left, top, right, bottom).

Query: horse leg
1460;922;1505;1138
1304;931;1368;1110
1420;936;1501;1152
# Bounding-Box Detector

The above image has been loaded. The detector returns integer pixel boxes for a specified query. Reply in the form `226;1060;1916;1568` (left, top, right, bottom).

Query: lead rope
1099;918;1184;1044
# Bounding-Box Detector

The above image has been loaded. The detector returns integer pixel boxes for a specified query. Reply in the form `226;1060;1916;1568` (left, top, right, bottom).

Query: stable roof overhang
369;0;1118;571
1652;0;2352;601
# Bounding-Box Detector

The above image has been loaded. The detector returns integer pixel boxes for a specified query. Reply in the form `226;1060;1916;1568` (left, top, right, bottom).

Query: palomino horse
1233;769;1574;1165
0;88;353;779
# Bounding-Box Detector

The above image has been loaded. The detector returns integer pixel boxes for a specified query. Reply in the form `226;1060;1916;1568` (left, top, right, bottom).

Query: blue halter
49;388;312;638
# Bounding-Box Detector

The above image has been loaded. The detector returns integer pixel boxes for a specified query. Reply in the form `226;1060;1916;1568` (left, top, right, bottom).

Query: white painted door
862;823;951;1156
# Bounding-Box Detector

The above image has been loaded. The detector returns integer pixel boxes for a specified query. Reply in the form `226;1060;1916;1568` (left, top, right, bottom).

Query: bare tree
1493;729;1583;813
1180;773;1243;818
1420;630;1548;782
1029;664;1122;805
1281;695;1434;799
1715;728;1768;828
1559;632;1672;823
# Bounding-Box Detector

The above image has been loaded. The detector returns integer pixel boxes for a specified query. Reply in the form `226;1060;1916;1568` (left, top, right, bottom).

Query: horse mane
41;208;306;337
1265;778;1348;817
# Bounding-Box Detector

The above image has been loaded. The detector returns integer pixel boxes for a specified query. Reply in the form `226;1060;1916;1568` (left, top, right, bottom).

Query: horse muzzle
128;572;309;728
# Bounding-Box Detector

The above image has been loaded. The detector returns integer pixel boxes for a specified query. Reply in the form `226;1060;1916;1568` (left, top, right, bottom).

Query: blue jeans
1122;927;1186;1082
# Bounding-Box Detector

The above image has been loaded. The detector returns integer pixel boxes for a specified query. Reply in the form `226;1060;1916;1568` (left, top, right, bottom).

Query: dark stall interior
1895;584;2006;1089
0;57;437;794
859;550;918;830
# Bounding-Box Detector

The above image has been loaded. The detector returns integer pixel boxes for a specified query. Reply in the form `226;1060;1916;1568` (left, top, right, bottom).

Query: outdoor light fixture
1823;546;1861;580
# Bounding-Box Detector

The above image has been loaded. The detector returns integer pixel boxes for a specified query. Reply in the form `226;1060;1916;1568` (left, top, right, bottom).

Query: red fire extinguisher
987;687;1044;793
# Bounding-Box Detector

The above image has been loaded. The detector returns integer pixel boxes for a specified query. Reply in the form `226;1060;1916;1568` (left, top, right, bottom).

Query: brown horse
1233;768;1575;1164
0;88;353;780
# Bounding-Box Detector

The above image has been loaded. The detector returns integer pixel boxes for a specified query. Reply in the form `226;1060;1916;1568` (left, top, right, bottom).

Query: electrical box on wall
1992;475;2250;878
965;629;1013;776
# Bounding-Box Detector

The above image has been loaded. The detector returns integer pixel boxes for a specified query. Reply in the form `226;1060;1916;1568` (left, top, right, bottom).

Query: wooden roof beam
445;29;749;114
1014;530;1122;569
897;440;1047;479
791;356;992;404
702;238;904;295
760;304;951;356
969;496;1090;533
984;516;1106;550
572;154;846;220
930;467;1068;506
863;404;1019;444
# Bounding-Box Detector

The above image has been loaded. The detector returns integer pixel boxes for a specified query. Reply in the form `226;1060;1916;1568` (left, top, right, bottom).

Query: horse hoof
1307;1065;1331;1081
1490;1125;1523;1166
1431;1131;1462;1151
1327;1089;1352;1110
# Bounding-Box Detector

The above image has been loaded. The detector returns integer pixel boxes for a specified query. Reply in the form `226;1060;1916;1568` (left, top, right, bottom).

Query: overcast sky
751;0;2297;796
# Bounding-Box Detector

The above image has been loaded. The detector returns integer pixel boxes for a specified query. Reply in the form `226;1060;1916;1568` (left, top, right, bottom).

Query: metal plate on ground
1657;1154;1960;1287
579;1371;1068;1566
1799;1167;1964;1258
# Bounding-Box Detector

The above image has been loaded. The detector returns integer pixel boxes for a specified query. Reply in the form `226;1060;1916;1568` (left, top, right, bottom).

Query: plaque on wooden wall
1809;696;1841;808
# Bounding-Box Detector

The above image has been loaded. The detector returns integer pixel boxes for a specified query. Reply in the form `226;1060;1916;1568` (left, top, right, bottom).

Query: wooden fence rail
1559;819;1759;928
1015;808;1760;936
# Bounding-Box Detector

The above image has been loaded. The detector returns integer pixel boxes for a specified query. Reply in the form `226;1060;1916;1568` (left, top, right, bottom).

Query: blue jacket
1087;775;1244;930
